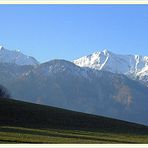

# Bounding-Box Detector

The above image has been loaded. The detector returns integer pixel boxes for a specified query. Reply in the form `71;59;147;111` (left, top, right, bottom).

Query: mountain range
0;46;148;125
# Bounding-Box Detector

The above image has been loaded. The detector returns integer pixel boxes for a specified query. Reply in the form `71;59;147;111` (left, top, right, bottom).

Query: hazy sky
0;5;148;62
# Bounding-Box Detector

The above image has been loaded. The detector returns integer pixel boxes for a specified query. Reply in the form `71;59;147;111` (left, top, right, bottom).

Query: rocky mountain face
74;49;148;86
0;47;148;125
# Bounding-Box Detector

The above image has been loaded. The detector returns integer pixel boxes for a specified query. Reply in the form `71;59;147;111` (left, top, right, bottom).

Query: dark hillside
0;98;148;135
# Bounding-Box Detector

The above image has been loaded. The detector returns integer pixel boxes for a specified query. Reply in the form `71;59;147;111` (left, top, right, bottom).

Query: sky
0;5;148;62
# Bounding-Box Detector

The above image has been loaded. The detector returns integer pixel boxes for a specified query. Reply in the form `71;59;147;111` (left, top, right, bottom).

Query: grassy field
0;98;148;143
0;126;148;143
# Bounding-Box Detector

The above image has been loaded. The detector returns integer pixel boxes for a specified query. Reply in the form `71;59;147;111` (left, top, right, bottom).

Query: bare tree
0;85;10;98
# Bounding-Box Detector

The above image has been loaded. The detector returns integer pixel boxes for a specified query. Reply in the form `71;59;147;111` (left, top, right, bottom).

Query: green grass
0;98;148;143
0;126;148;143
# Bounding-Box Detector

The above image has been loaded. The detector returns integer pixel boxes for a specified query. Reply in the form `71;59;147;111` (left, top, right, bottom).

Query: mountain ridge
0;45;148;84
0;46;39;66
73;49;148;86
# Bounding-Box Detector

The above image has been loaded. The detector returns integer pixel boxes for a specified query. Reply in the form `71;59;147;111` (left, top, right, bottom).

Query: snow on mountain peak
102;49;109;55
73;49;148;83
0;46;39;66
0;46;5;51
73;49;112;70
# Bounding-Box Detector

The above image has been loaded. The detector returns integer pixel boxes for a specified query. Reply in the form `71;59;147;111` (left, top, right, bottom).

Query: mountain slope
2;60;148;125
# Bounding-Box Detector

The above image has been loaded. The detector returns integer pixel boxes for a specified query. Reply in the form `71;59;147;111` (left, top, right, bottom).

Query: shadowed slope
0;98;148;135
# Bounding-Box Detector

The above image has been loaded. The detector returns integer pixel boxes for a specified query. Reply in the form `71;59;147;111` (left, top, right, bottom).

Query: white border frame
0;0;148;4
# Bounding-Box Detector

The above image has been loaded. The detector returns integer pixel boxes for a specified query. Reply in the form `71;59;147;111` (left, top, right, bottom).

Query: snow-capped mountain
73;49;148;85
0;46;39;65
0;46;148;125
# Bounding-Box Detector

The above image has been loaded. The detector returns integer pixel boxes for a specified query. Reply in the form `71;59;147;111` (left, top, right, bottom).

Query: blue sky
0;5;148;62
